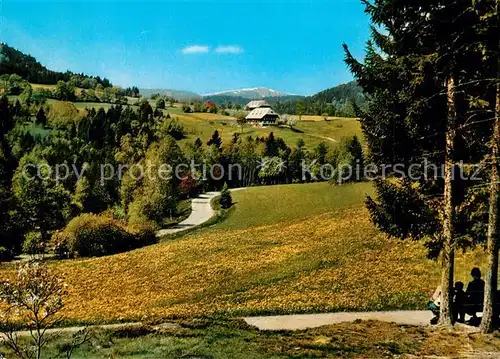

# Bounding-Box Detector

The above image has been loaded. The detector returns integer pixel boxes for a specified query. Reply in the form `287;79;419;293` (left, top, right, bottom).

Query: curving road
156;191;221;238
243;311;484;331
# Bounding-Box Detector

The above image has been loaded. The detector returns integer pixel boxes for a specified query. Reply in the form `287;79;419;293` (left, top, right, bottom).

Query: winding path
4;311;480;339
243;311;433;330
243;311;483;331
156;191;220;237
308;134;338;143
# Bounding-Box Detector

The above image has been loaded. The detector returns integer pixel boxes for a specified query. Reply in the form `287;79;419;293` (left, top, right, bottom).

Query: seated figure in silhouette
428;281;466;325
453;281;465;323
465;267;485;326
428;285;441;325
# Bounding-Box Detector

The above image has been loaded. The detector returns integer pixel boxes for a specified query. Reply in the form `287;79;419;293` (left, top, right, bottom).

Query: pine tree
479;0;500;333
219;182;232;209
207;130;222;149
35;106;47;126
344;0;489;325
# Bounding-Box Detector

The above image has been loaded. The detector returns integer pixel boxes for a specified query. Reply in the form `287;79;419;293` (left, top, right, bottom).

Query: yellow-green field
0;182;486;325
30;83;58;91
300;115;353;121
40;98;362;149
175;113;361;149
31;83;85;96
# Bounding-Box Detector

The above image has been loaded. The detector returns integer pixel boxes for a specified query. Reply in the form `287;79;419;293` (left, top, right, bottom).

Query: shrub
219;183;232;209
52;213;157;258
113;325;156;338
327;135;364;184
51;231;71;259
158;119;185;140
23;232;46;255
126;223;156;247
0;246;13;261
155;98;165;109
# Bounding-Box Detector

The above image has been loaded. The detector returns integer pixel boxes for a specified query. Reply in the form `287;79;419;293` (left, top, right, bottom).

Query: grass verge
2;318;500;358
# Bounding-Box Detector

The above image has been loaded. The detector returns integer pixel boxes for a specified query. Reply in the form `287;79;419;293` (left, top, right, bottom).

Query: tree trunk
440;76;457;326
480;0;500;333
481;83;500;333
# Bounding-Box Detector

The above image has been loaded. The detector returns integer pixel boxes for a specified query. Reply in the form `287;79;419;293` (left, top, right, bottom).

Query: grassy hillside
175;113;361;149
0;182;486;325
38;98;361;150
218;182;373;229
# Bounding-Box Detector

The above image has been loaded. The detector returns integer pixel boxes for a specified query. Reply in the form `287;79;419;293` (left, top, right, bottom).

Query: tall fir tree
207;130;222;150
344;0;490;325
35;106;47;126
479;0;500;333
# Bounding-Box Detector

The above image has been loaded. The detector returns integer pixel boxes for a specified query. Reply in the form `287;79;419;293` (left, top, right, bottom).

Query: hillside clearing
40;99;362;149
0;182;487;325
216;182;374;230
176;115;361;149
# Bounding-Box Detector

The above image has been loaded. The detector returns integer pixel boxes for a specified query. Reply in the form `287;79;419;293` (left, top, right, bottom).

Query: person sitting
465;267;485;326
453;281;465;323
428;285;441;325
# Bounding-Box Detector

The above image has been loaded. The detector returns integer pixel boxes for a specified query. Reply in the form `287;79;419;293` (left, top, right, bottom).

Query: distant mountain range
1;44;362;117
139;86;305;103
142;83;364;118
139;88;201;101
199;82;364;118
202;87;295;99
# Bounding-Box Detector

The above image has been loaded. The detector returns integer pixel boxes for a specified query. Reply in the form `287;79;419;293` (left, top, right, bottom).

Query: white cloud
181;45;210;54
214;45;243;54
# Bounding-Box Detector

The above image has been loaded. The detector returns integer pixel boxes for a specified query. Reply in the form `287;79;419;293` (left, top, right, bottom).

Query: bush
126;223;156;246
327;135;364;184
51;213;157;258
0;246;13;261
51;231;71;259
23;232;46;255
113;325;156;338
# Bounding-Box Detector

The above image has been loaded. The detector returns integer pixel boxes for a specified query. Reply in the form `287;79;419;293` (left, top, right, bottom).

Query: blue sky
1;0;370;95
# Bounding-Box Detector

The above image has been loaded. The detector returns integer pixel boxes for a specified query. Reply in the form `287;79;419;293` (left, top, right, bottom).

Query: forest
0;93;362;262
0;43;112;88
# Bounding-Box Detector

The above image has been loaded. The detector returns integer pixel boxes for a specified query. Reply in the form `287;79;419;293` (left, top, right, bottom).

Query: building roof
245;100;271;109
246;107;280;120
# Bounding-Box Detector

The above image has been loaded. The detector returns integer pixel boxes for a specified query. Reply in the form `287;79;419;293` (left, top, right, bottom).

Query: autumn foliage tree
0;261;67;359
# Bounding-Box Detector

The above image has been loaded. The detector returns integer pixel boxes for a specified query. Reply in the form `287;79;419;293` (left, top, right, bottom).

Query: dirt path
308;134;338;143
156;191;220;237
1;322;181;340
243;311;436;330
156;188;246;238
5;311;474;338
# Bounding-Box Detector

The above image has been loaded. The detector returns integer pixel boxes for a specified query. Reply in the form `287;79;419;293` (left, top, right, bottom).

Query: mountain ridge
202;87;296;99
139;88;201;101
